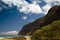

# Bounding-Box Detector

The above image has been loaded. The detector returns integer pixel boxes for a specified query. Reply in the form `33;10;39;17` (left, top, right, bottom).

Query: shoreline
0;38;4;39
0;37;26;40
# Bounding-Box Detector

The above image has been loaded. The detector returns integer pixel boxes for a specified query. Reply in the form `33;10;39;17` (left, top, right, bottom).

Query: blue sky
0;0;60;35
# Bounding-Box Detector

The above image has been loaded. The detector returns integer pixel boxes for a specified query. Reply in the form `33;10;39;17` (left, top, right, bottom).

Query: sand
0;38;15;40
0;37;26;40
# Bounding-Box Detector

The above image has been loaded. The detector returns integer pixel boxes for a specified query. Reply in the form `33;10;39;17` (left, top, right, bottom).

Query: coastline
0;37;26;40
0;37;4;39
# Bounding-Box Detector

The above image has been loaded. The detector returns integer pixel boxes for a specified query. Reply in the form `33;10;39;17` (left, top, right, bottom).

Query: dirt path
25;36;31;40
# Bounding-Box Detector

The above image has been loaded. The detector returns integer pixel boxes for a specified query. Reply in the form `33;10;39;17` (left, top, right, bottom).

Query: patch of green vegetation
14;37;26;40
32;20;60;40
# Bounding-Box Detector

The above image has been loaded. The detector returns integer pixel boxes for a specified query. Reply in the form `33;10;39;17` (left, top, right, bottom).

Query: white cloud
42;0;60;14
1;0;42;14
1;0;23;7
19;3;42;14
42;4;52;14
43;0;60;3
1;0;60;15
32;0;41;4
43;0;60;6
29;4;42;14
22;16;27;20
0;31;18;35
53;2;60;5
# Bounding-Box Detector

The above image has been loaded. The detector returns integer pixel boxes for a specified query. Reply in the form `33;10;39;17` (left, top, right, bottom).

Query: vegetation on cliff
32;20;60;40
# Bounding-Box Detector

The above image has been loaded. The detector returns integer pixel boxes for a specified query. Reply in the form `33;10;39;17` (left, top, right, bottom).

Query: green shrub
32;20;60;40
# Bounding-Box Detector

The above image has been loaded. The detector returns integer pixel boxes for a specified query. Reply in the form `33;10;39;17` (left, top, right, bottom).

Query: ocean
0;35;17;39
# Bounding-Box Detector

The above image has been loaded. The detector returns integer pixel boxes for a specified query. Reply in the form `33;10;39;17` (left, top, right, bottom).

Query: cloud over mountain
1;0;60;15
1;0;42;14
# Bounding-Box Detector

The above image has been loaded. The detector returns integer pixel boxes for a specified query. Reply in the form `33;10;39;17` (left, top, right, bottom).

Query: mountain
18;6;60;35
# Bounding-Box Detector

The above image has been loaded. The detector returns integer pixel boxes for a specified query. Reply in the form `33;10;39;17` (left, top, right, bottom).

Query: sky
0;0;60;35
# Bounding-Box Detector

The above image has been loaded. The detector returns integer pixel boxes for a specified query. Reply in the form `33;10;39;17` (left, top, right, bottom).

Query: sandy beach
0;37;26;40
0;38;15;40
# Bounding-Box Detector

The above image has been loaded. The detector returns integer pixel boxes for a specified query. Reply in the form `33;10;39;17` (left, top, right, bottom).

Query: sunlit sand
0;37;26;40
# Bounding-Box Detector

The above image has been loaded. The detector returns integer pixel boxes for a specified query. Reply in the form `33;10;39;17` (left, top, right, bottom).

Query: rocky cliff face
18;6;60;35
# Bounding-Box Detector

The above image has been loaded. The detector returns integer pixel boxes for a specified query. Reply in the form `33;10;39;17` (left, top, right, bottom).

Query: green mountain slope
32;20;60;40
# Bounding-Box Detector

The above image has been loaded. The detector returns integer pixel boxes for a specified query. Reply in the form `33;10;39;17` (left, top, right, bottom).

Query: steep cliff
18;6;60;35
